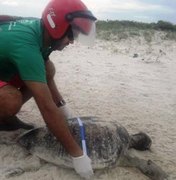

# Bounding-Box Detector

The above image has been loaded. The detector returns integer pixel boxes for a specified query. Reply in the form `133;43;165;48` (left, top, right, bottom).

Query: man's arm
45;60;65;105
44;60;74;119
24;81;82;157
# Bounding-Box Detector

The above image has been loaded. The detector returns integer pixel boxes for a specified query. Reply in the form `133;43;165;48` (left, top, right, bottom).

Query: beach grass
96;20;176;42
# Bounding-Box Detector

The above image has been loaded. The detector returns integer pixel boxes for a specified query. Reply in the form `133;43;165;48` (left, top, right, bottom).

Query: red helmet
42;0;97;45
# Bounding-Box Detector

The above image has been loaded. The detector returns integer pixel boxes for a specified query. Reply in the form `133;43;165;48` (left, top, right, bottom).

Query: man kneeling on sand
0;0;96;179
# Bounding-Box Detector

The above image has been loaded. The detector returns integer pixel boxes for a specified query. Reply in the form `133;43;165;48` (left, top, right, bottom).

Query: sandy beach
0;32;176;179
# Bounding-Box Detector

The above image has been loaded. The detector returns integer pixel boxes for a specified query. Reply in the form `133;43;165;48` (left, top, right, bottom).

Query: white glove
72;154;94;179
59;104;75;119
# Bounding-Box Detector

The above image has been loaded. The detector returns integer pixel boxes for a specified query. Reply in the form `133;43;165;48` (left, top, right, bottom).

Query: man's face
51;36;74;51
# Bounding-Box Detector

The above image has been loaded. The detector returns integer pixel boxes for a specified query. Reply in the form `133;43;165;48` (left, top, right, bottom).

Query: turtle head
129;132;152;151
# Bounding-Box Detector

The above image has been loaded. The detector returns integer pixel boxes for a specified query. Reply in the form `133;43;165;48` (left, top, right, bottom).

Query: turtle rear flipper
120;154;168;180
129;132;152;151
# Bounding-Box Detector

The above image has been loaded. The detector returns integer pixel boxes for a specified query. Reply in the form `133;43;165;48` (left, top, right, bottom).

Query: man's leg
0;85;34;130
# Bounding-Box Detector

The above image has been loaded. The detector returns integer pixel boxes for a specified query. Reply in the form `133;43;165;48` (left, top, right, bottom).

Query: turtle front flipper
120;154;168;180
129;132;152;151
0;155;41;178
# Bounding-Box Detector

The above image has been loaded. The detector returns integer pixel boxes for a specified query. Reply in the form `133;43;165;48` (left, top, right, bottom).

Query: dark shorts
0;75;24;89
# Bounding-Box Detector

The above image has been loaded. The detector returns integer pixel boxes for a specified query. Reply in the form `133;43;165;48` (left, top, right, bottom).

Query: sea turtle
2;116;168;179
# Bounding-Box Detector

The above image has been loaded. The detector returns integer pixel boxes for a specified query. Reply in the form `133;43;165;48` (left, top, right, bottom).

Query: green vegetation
96;20;176;41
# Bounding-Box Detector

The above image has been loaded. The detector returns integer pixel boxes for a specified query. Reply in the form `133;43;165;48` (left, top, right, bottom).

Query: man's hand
58;104;75;119
72;154;94;179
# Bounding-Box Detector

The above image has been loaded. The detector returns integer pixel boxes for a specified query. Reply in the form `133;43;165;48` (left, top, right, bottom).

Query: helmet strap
50;26;73;51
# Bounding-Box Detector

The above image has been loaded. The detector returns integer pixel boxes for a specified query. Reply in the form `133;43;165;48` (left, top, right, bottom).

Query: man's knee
45;60;56;81
0;85;23;118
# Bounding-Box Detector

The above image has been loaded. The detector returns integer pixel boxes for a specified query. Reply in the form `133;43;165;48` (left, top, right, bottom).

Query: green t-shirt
0;18;49;83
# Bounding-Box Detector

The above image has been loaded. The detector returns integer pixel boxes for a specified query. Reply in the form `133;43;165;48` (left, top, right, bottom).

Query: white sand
0;33;176;180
